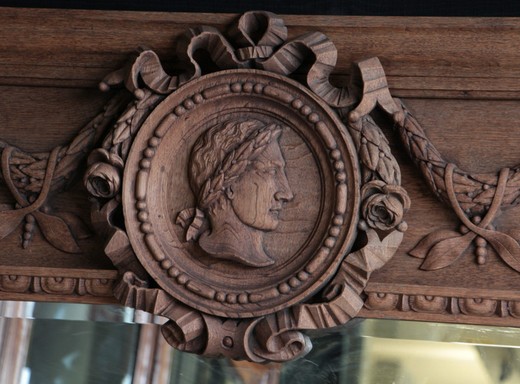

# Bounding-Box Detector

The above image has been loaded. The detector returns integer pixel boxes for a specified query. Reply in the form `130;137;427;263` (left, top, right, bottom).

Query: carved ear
225;186;235;200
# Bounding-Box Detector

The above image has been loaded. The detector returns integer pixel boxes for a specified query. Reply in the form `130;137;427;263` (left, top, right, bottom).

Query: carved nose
275;176;294;202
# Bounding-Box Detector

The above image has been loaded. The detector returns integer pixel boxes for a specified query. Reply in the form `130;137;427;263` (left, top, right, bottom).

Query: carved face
228;140;294;231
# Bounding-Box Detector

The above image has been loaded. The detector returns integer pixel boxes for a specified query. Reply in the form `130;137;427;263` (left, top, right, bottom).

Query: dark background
0;0;518;16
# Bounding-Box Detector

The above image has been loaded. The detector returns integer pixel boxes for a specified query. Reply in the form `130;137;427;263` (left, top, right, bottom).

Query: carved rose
84;149;124;198
361;181;410;231
84;162;121;198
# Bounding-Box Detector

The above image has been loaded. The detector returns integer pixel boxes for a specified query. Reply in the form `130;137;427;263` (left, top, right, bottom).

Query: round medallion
123;69;360;318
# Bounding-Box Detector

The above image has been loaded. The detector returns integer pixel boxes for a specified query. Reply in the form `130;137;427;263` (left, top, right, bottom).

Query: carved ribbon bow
0;147;86;252
410;164;520;270
100;11;357;108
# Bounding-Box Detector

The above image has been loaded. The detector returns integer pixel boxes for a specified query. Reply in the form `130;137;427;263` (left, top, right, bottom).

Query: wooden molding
1;8;520;362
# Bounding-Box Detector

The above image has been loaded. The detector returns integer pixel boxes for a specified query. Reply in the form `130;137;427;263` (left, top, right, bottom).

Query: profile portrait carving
177;119;294;267
122;69;361;319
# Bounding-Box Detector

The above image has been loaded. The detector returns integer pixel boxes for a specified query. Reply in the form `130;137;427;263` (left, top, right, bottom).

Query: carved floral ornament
1;11;518;362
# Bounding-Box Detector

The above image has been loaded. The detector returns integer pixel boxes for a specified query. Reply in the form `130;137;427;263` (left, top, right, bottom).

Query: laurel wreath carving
199;124;281;208
176;123;283;243
83;89;164;202
394;102;520;214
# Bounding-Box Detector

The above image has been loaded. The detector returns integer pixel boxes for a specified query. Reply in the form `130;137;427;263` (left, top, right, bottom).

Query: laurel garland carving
0;93;129;252
385;100;520;272
331;57;520;272
84;89;163;200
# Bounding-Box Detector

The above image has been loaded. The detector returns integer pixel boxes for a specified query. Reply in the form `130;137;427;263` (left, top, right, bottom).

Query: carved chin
258;215;280;231
233;217;280;232
198;229;275;268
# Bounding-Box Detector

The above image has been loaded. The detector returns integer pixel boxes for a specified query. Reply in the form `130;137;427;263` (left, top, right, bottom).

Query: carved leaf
376;156;398;185
220;150;235;172
420;232;473;270
361;117;381;146
431;167;446;190
454;193;474;203
486;231;520;272
410;135;429;160
21;163;46;179
364;142;380;170
472;188;496;204
213;172;225;192
10;151;35;165
24;159;46;172
33;211;81;253
0;210;25;240
507;229;520;241
235;140;253;160
55;212;92;240
228;159;248;178
11;167;26;180
409;229;462;258
66;128;94;156
452;172;480;187
199;180;211;201
255;130;270;147
111;122;132;145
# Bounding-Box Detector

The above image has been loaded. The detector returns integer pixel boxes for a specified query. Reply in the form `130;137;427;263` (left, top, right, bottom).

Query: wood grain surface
0;8;519;327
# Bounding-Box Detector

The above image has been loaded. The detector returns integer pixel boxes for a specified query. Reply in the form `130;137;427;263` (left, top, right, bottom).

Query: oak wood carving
2;8;520;362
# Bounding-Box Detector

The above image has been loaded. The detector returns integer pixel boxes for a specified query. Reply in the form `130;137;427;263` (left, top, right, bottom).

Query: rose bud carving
361;181;410;231
84;149;124;198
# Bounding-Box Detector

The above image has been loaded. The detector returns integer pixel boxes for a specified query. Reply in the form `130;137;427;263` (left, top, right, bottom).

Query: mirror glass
1;301;520;384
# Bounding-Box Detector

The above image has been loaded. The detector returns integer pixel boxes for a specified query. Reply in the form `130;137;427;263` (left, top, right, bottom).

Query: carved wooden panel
1;8;520;361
